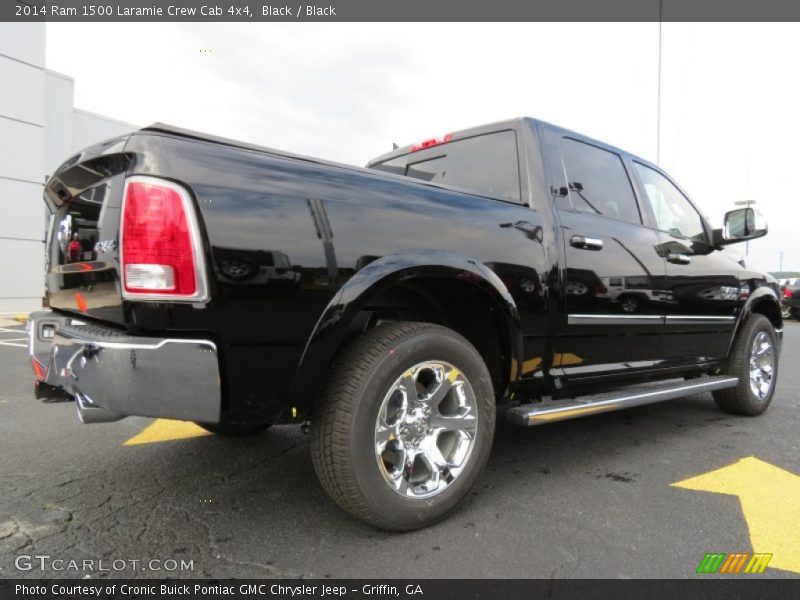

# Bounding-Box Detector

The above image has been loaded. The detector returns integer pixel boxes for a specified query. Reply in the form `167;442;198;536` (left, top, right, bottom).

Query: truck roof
366;116;654;172
366;117;527;166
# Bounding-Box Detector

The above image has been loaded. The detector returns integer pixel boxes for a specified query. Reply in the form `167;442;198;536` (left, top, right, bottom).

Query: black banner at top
5;0;800;22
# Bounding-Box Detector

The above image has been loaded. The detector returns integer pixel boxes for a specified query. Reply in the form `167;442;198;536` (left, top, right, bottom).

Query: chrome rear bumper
28;310;221;424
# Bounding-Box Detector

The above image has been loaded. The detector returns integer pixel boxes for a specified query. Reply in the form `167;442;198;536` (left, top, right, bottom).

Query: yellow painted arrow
123;419;212;446
672;456;800;574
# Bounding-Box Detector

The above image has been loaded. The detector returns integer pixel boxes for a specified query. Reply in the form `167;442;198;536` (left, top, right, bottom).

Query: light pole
734;199;757;258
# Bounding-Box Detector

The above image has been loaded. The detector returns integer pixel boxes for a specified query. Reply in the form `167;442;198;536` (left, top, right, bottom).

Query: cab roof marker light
410;133;453;152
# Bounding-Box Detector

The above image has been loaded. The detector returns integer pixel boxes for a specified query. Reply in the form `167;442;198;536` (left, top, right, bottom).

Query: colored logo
696;552;772;574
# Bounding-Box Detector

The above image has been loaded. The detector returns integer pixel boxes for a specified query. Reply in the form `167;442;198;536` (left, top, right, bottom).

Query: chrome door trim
568;314;737;326
568;314;664;325
665;315;736;325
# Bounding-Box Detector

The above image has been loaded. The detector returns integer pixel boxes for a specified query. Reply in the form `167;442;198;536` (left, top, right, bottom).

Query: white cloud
46;22;799;273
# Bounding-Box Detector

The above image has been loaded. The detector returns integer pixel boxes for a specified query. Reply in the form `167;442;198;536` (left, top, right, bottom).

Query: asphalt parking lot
0;318;798;579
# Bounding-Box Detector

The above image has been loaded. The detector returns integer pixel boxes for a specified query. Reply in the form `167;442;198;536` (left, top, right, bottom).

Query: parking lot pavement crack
3;521;35;555
548;539;580;580
218;442;304;485
212;552;292;577
0;519;20;540
174;504;296;578
52;472;98;489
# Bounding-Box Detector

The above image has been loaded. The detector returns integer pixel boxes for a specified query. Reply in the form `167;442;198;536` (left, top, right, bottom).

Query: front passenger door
630;161;738;363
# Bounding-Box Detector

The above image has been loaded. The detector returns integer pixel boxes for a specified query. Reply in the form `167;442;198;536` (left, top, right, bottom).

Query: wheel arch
726;286;783;357
288;250;523;420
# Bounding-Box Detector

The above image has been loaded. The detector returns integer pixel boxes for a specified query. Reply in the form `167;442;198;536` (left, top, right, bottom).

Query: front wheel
713;314;779;415
310;322;495;531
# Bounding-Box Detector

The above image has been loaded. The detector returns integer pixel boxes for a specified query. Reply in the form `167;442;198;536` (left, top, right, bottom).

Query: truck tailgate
44;136;132;325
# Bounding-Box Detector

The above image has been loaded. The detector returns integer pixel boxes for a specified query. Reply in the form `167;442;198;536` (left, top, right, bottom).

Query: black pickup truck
28;118;782;530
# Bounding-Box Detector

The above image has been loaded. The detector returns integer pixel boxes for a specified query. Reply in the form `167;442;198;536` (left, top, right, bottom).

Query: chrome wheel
749;331;774;399
374;361;478;499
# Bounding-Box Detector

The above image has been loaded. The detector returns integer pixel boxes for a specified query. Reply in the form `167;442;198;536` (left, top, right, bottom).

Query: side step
506;376;739;426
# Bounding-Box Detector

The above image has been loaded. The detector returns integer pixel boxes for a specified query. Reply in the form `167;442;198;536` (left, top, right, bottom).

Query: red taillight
121;177;207;301
784;287;793;299
410;133;453;152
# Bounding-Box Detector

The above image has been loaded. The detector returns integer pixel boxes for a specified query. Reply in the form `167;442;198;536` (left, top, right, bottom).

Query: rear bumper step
27;310;221;424
506;375;739;426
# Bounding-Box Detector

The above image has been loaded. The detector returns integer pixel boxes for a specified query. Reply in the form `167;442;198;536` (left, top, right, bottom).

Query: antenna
656;0;663;165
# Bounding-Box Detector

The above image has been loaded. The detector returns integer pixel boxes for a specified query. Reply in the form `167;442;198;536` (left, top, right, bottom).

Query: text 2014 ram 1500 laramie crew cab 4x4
28;118;782;530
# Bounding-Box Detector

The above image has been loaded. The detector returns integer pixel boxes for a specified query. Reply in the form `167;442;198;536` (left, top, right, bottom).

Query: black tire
713;314;779;416
310;321;495;531
195;422;271;436
791;308;800;321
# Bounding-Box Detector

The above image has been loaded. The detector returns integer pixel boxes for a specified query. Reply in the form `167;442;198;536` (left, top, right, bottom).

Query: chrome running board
506;376;739;426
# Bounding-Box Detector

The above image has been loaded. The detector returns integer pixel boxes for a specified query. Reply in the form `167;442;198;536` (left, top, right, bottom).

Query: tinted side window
559;138;641;224
632;162;705;241
375;131;522;204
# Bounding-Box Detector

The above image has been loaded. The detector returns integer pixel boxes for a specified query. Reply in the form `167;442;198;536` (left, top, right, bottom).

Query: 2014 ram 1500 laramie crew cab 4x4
29;118;782;530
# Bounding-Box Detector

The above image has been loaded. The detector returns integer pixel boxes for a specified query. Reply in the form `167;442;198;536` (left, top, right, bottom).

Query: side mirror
715;207;768;245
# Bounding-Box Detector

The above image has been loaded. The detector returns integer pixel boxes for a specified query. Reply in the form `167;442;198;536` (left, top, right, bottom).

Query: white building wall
0;23;46;314
0;27;137;313
71;109;137;154
45;71;75;176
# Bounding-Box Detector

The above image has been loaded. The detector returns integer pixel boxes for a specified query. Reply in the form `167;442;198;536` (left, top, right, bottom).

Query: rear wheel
619;294;640;313
713;314;779;415
310;321;495;531
196;422;271;436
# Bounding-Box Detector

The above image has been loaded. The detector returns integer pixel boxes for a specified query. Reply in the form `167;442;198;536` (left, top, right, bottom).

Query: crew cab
28;118;782;530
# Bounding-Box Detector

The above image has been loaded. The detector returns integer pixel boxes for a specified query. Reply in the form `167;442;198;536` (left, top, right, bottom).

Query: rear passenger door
543;129;667;379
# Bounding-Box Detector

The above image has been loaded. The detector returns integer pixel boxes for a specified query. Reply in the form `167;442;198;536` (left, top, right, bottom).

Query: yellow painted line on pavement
553;352;583;367
672;456;800;574
521;357;542;375
123;419;212;446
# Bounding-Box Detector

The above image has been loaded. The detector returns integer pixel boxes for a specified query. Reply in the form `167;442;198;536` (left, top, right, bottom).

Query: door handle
569;235;603;251
667;253;692;265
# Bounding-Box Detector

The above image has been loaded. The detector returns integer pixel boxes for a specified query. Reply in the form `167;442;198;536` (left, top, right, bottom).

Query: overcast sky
46;23;799;274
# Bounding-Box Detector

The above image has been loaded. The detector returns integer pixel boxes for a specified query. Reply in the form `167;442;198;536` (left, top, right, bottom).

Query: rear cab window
370;130;523;205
